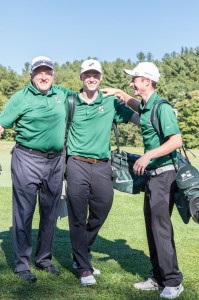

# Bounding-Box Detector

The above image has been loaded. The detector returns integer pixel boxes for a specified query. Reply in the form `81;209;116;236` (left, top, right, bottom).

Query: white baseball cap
124;62;160;83
31;56;54;73
80;59;102;74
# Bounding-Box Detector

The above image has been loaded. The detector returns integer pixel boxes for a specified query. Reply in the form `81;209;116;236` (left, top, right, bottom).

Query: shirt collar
77;90;103;105
139;91;159;112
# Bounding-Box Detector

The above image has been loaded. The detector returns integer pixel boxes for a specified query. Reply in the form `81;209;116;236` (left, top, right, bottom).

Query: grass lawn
0;141;199;299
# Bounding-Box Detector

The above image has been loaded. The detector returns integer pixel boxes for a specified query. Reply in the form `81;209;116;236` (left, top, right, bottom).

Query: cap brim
80;68;102;74
31;61;54;72
123;69;134;76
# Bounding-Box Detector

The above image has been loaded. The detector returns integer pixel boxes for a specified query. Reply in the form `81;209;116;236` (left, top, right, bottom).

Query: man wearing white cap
102;62;184;299
0;56;75;282
66;59;139;286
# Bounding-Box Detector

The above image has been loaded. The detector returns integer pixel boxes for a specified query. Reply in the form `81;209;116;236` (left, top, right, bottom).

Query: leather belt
73;155;109;164
147;164;175;177
16;143;62;159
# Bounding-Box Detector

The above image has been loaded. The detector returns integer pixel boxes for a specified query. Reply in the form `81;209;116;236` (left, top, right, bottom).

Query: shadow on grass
93;236;151;277
0;227;199;300
52;227;151;278
0;225;150;279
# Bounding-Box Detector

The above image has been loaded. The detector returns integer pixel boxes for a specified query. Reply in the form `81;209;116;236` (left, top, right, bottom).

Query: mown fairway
0;142;199;299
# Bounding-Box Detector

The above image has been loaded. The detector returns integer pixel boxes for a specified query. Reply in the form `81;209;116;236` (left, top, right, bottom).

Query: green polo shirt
139;91;181;169
0;82;75;152
67;91;134;159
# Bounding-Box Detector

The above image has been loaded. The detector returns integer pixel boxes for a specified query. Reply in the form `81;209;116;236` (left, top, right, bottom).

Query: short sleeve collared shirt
0;82;75;152
67;91;134;159
139;91;181;169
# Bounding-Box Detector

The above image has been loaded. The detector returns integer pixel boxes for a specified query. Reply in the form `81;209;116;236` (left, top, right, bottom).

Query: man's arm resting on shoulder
133;134;182;175
0;125;5;138
101;88;140;112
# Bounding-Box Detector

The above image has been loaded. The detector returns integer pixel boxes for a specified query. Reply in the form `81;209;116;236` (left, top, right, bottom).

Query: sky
0;0;199;74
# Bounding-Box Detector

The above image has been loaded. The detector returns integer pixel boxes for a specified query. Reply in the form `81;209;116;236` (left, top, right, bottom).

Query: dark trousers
66;156;113;276
11;146;63;272
144;170;183;287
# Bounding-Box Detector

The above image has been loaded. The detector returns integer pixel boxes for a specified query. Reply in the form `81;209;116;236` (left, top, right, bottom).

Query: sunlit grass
0;141;199;299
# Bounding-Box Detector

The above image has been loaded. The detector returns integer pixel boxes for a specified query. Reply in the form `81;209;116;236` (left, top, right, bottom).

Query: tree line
0;47;199;148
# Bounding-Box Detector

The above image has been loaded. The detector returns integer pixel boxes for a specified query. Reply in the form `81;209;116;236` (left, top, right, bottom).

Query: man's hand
0;125;5;138
133;134;183;176
101;88;125;100
133;153;151;176
101;88;140;112
101;88;127;105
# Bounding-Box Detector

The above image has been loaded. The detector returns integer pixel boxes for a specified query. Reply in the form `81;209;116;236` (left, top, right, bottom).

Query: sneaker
72;261;101;275
80;271;96;286
160;284;184;299
134;278;160;290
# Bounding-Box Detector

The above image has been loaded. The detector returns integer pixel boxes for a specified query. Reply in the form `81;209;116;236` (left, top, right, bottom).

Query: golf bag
152;99;199;224
175;155;199;224
111;123;148;194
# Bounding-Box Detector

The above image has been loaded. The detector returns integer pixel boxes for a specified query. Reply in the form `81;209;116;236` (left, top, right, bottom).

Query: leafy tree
136;52;145;62
0;47;199;148
0;65;20;98
176;91;199;148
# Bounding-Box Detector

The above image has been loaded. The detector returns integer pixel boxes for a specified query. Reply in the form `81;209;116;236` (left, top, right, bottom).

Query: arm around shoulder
101;88;140;112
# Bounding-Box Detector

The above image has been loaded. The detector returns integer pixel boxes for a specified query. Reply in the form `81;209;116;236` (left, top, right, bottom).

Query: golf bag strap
112;122;120;153
151;99;172;136
150;99;191;172
65;94;76;140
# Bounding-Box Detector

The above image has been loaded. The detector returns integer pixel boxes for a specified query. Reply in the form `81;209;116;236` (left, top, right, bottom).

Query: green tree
177;91;199;148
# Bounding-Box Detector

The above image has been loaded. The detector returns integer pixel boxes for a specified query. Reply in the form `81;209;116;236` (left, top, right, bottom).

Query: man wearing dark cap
0;55;74;282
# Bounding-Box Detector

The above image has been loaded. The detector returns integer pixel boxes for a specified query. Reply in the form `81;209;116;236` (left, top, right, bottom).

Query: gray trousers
66;156;114;276
144;170;183;287
11;146;63;272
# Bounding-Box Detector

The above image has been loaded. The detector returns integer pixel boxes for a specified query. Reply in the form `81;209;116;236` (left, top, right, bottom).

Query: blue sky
0;0;199;74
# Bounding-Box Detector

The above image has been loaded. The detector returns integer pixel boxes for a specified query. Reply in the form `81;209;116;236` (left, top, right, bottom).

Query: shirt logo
89;62;95;67
98;106;104;113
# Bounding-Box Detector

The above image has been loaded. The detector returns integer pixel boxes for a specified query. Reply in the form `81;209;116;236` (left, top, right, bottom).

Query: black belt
73;155;109;164
16;144;62;159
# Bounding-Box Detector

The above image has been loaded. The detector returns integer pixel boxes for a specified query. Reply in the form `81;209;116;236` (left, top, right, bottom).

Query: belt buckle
47;152;55;159
149;169;160;176
93;158;97;163
155;168;163;175
150;170;156;176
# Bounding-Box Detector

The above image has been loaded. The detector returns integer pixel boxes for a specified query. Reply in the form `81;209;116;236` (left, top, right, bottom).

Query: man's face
80;70;102;92
130;76;148;97
31;66;54;94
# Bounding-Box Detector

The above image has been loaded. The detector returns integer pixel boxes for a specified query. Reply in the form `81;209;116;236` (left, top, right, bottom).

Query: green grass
0;141;199;299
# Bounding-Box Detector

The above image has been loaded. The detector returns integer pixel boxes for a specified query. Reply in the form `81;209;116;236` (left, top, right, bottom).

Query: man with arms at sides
66;59;139;286
0;56;74;282
102;62;184;299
